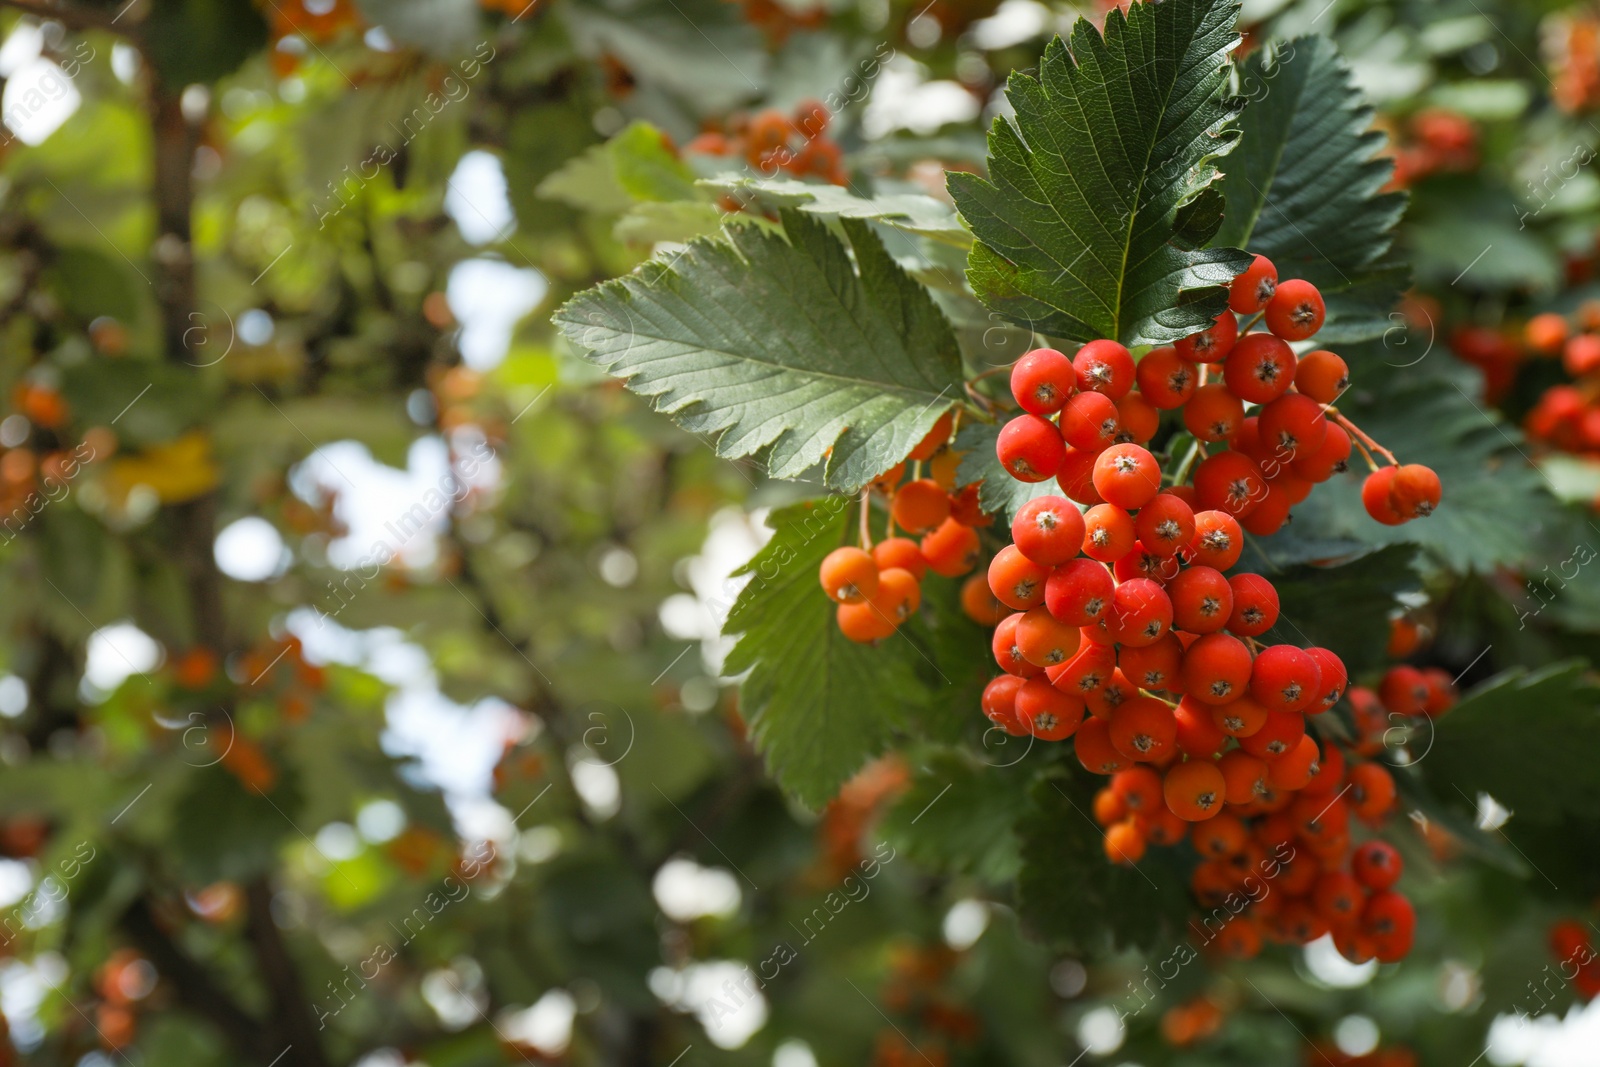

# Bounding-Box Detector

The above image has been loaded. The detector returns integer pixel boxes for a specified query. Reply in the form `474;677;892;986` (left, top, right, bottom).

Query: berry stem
962;381;1003;418
1169;438;1205;487
1239;311;1266;334
1346;433;1381;474
1327;409;1399;466
858;489;873;550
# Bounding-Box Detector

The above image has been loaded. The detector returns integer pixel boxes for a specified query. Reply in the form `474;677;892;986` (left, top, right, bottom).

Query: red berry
1183;383;1245;442
1209;694;1269;738
1352;840;1402;890
987;545;1050;610
1174;696;1228;757
1072;340;1135;400
820;547;878;604
1349;761;1396;820
997;414;1066;482
1379;665;1429;716
1389;463;1441;519
1010;348;1077;415
1229;254;1278;315
1361;467;1406;525
1092;443;1162;509
1237;708;1306;760
1257;392;1328;461
907;412;954;461
1044;557;1116;626
1109;695;1177;762
1167;566;1233;634
1112;540;1181;585
1117;633;1182;691
1294;349;1349;404
1056;447;1104;505
1182;633;1253;705
1238;482;1292;537
1175;310;1239;364
1226;573;1279;636
991;613;1043;677
921;518;981;577
981;674;1026;734
892;478;951;533
1082;503;1137;563
1249;645;1321;712
1058;391;1121;452
1163;760;1226;821
872;537;927;582
1304;648;1346;713
1193;451;1267;517
1290;423;1351;482
1015;676;1085;740
1223;333;1297;404
1187;511;1244;570
1134;494;1195;557
1108;578;1173;647
1012;495;1086;566
1265;279;1326;341
1135;347;1197;408
1052;640;1117;699
1075;715;1131;774
1015;606;1082;667
1114;390;1161;445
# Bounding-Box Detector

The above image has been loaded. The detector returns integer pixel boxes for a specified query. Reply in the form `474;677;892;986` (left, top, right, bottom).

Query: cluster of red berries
818;411;997;643
976;257;1432;963
1517;310;1600;460
1383;108;1477;190
686;100;847;187
1548;920;1600;1000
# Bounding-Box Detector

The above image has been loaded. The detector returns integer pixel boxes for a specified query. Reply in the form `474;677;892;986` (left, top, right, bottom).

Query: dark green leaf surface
1250;545;1421;676
555;210;964;492
879;752;1030;884
1216;37;1409;341
723;501;930;809
949;0;1252;345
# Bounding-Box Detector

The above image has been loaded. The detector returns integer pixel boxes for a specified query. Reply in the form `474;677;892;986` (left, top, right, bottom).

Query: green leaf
723;501;929;809
1016;769;1193;953
554;210;964;492
609;122;699;203
1248;545;1421;677
1215;36;1409;342
879;752;1029;883
143;0;269;85
536;142;635;214
1424;662;1600;823
948;0;1252;346
699;176;971;246
613;202;735;245
954;421;1057;523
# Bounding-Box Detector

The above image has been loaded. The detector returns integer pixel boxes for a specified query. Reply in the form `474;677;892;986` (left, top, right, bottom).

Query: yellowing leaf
104;431;221;505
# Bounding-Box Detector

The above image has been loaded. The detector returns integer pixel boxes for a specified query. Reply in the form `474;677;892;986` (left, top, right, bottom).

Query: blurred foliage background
3;0;1600;1065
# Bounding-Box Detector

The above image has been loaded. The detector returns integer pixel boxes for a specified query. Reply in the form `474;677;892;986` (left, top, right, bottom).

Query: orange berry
819;547;879;604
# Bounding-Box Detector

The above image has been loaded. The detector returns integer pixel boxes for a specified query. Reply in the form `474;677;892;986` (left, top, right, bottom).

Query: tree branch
243;878;334;1067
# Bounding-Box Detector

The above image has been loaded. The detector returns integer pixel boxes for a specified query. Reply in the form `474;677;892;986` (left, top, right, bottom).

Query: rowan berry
1294;350;1349;404
1188;511;1244;570
1258;392;1328;461
1167;565;1233;634
1421;667;1457;717
981;674;1026;734
1015;676;1085;740
1138;806;1188;847
1225;573;1279;636
1052;640;1117;699
1265;279;1326;341
961;574;1009;626
1012;495;1086;567
1015;606;1082;667
1302;735;1345;796
1239;481;1292;537
948;483;989;527
1111;765;1164;812
837;600;896;642
1238;709;1307;760
1082;503;1137;563
1250;645;1321;712
1114;389;1161;444
1108;578;1173;647
875;568;922;624
1174;696;1228;757
1183;383;1246;442
1229;255;1278;314
870;462;906;494
1134;494;1196;557
1104;820;1146;865
1311;871;1362;925
1349;762;1396;820
1117;633;1183;692
872;537;927;582
1209;694;1268;738
1044;557;1115;625
1389;463;1441;519
1110;695;1177;762
1112;540;1180;585
1175;309;1239;363
907;410;954;461
997;414;1066;482
920;518;980;577
820;547;879;604
1182;632;1253;704
1303;647;1346;713
1526;312;1570;353
1565;333;1600;376
1092;443;1162;509
1358;471;1402;529
992;613;1042;677
1191;811;1248;857
1075;715;1131;775
1010;348;1077;415
1290;422;1351;482
1073;339;1135;400
1055;446;1104;505
1163;759;1226;821
1361;890;1415;959
1094;787;1127;826
1215;749;1266;806
1193;451;1266;517
1058;390;1121;452
1084;668;1137;719
1223;333;1296;404
1351;840;1402;890
892;478;951;532
988;545;1050;611
1378;665;1428;716
1550;920;1593;962
1267;734;1320;791
1136;347;1197;408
